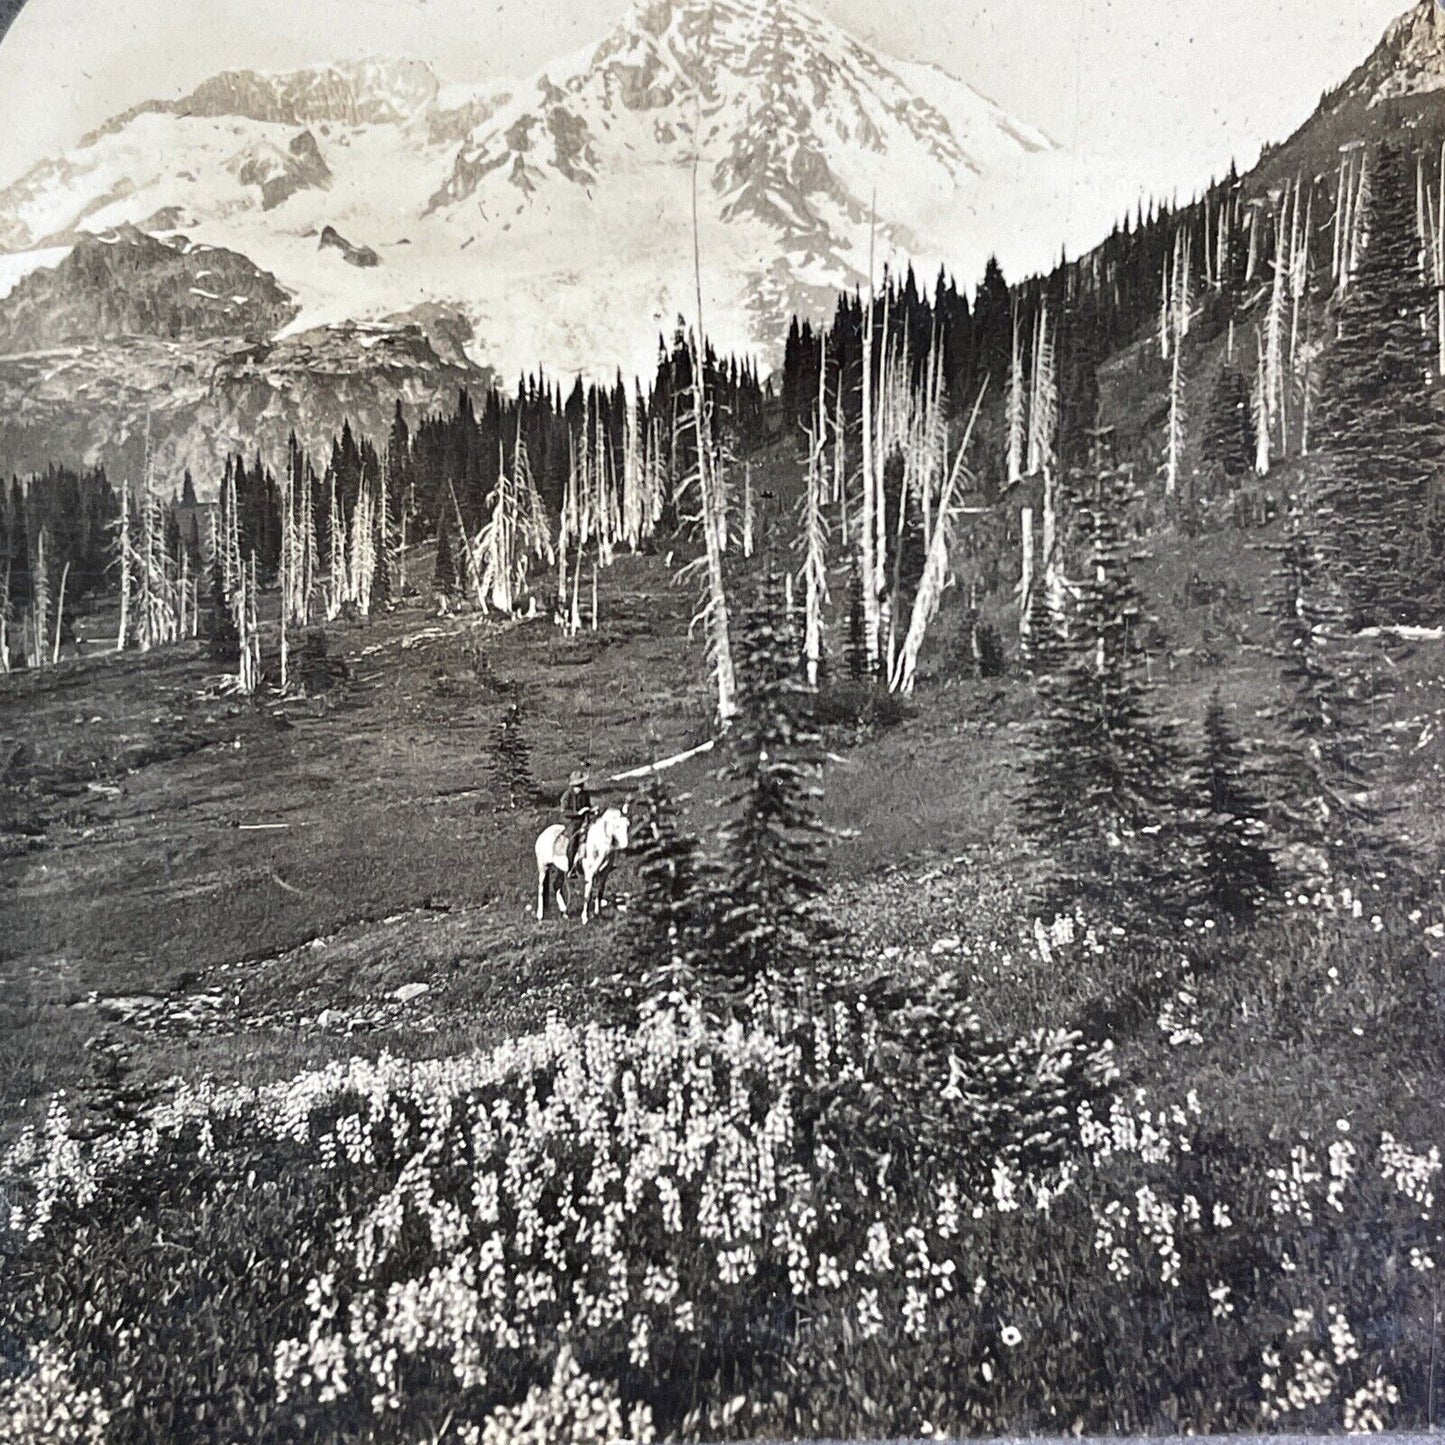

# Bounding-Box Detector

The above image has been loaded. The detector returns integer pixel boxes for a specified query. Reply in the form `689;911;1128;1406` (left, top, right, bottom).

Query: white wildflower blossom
903;1286;929;1339
856;1287;883;1340
1344;1377;1399;1433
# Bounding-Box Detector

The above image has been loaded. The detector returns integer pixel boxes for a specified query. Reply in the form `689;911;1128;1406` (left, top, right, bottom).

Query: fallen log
609;739;717;782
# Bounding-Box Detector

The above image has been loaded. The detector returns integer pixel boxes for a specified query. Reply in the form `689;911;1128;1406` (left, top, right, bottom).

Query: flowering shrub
0;1343;110;1445
1;966;1440;1443
470;1347;654;1445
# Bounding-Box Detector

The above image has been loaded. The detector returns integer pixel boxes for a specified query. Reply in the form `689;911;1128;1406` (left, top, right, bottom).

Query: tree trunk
51;560;70;665
690;130;735;724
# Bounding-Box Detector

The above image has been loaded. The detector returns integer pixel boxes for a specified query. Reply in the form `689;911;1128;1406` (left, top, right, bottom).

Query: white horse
535;806;630;923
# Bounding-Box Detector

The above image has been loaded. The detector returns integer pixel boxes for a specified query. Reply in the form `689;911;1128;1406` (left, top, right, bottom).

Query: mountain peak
166;58;443;129
1365;0;1445;107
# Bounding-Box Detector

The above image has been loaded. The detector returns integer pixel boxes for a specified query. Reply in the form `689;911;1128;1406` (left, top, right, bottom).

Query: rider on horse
560;769;594;873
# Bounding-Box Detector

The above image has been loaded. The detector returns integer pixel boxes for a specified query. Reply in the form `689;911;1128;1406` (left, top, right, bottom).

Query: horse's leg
536;863;548;922
580;868;592;924
555;863;570;918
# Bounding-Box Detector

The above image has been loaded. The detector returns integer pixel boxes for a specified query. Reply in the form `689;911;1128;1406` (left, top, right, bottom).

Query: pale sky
0;0;1414;226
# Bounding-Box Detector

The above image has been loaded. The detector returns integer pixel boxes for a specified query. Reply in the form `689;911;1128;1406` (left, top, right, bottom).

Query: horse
534;806;630;923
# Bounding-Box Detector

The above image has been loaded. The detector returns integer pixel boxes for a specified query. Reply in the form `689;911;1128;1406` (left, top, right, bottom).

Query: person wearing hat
560;769;594;873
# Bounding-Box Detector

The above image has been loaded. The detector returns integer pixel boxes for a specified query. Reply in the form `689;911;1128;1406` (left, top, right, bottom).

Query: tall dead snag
1166;327;1187;497
1006;302;1026;485
446;482;483;611
1244;201;1261;286
1422;141;1445;375
1159;250;1172;361
0;560;12;674
279;446;294;689
125;434;181;653
481;426;554;615
1436;142;1445;375
115;468;132;651
1341;146;1371;306
1333;151;1351;287
1018;504;1036;647
570;544;583;636
1022;304;1064;624
1288;178;1312;392
324;470;345;621
801;337;830;689
873;278;893;670
237;552;261;694
26;526;49;668
1265;190;1288;447
892;383;988;696
51;561;71;666
1173;226;1193;345
1027;301;1047;476
349;482;377;617
622;387;645;551
859;194;881;675
646;412;668;536
686;111;735;725
1253;328;1272;477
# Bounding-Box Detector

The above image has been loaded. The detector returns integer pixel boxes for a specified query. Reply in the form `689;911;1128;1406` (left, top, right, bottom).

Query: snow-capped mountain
425;0;1064;371
0;0;1065;383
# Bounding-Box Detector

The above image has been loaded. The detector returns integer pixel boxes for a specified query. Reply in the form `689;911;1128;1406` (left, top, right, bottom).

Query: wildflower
863;1219;893;1274
1344;1377;1399;1433
1328;1308;1360;1366
856;1287;883;1340
1209;1281;1233;1319
992;1160;1020;1213
628;1313;650;1368
816;1254;844;1291
1000;1324;1023;1348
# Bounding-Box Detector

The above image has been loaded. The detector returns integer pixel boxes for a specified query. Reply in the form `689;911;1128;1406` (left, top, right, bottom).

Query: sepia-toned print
1;1;1443;1441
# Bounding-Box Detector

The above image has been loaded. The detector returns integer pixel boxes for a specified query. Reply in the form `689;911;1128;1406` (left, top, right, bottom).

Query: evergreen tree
1021;583;1069;677
844;554;868;681
890;487;928;633
387;401;412;519
207;555;240;663
1187;690;1278;920
490;698;533;809
1266;527;1395;880
710;557;830;989
1312;140;1444;625
1200;367;1254;482
626;772;706;976
1022;464;1188;919
976;618;1007;678
434;523;459;602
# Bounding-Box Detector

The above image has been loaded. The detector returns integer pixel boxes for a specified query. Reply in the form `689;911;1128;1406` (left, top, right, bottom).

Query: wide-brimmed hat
569;769;587;785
